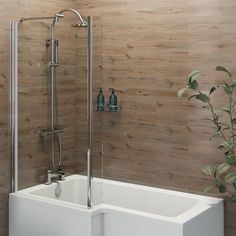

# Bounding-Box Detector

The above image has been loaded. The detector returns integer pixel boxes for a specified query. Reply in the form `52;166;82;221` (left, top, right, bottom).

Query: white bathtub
9;175;223;236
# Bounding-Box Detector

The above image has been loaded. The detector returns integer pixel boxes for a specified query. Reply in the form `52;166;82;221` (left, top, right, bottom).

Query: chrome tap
45;169;66;185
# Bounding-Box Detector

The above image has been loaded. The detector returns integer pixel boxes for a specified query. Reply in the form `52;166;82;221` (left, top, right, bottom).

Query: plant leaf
188;70;201;83
225;173;236;183
218;141;233;150
214;108;223;113
217;162;231;175
216;66;232;78
189;80;198;90
209;86;216;95
222;83;232;95
202;166;214;176
219;184;227;193
232;118;236;124
177;87;188;98
213;174;221;187
223;127;230;131
225;155;236;165
216;125;221;132
195;93;209;103
214;115;219;123
221;107;230;113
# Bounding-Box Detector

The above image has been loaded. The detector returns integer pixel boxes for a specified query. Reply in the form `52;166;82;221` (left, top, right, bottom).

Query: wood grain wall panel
0;0;236;235
74;1;236;235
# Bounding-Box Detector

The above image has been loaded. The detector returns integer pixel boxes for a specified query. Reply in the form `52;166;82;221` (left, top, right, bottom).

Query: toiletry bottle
109;88;118;112
97;88;105;112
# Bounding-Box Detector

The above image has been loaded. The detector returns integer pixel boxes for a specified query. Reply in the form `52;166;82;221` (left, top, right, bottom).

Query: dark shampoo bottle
109;89;118;112
96;88;105;112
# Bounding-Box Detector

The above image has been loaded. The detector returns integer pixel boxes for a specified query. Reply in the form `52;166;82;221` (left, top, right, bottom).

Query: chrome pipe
49;24;60;171
57;133;62;168
20;16;57;22
54;39;62;168
10;21;19;192
49;19;56;170
20;15;64;28
87;149;92;208
87;16;93;208
54;39;59;125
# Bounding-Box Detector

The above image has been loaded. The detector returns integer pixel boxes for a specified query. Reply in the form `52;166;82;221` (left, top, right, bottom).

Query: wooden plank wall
76;0;236;235
0;0;236;236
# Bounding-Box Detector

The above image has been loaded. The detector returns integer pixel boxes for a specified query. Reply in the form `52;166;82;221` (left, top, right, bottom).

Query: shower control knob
45;39;51;47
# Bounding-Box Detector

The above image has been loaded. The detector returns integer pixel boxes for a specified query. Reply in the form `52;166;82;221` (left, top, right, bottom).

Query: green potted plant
178;66;236;202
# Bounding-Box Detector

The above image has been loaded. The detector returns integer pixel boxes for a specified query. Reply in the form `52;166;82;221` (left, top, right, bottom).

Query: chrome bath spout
45;169;66;185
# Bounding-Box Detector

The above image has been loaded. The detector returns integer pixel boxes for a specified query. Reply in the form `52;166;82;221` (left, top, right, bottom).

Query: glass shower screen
10;14;103;208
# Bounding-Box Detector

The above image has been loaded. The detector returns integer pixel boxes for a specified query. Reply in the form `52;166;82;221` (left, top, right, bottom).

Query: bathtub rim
10;174;223;225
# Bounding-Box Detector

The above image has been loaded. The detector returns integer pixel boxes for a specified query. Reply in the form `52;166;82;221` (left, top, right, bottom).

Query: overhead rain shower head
71;21;88;28
79;21;88;27
54;8;87;28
